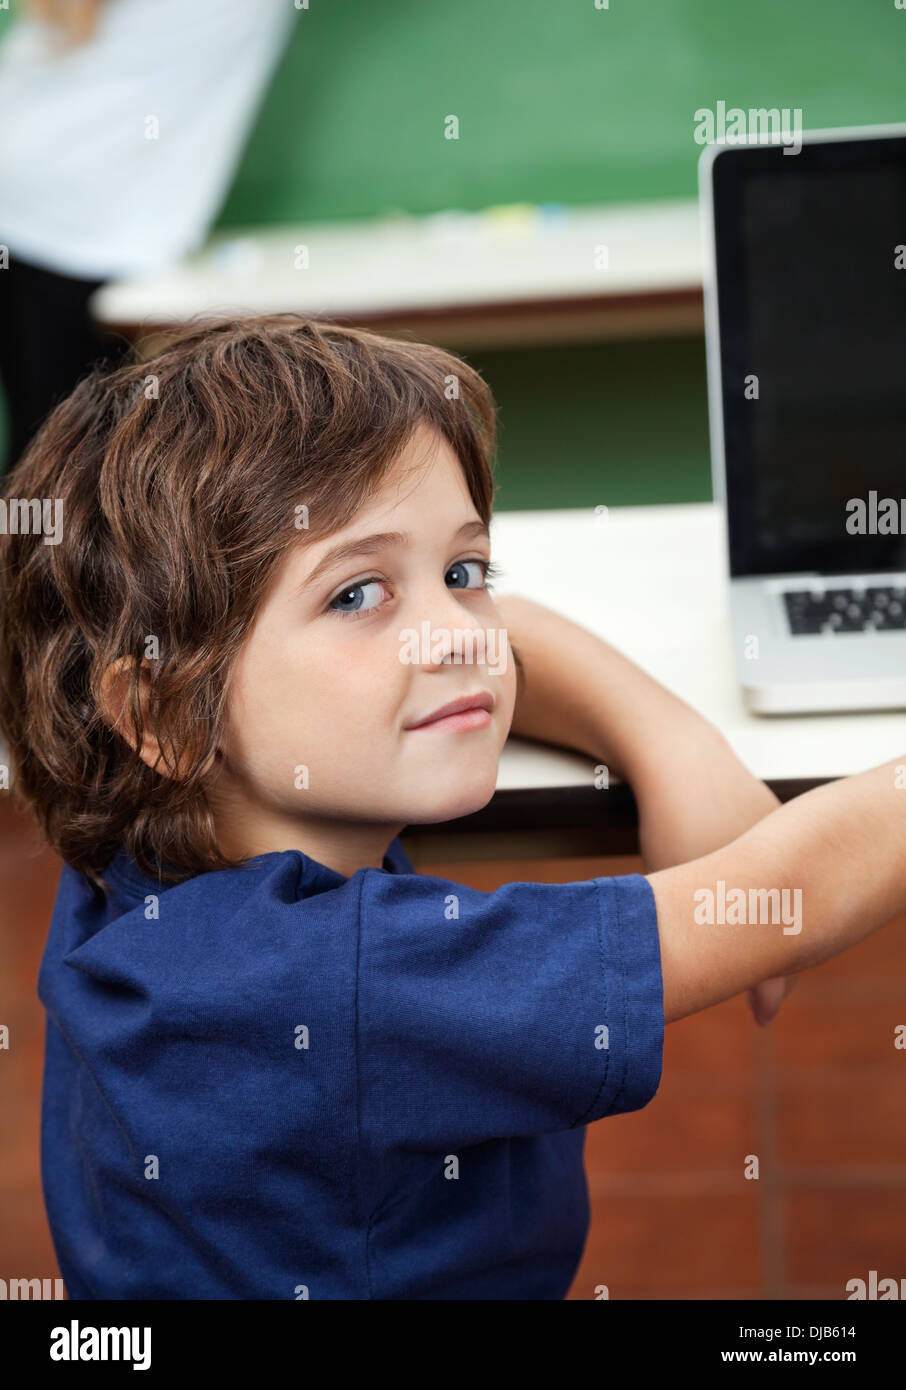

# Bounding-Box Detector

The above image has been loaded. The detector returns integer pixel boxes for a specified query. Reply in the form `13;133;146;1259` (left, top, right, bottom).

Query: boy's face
207;422;517;874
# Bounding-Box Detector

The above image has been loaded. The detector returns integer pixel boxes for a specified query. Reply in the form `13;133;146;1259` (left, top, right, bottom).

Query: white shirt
0;0;296;279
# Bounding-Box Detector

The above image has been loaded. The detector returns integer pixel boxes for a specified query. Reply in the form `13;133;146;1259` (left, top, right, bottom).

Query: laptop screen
710;134;906;577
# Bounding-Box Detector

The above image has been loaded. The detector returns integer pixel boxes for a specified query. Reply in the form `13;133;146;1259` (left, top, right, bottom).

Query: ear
98;656;166;775
97;657;217;781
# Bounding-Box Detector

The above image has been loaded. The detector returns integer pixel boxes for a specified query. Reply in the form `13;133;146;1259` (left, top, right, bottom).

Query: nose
403;580;498;669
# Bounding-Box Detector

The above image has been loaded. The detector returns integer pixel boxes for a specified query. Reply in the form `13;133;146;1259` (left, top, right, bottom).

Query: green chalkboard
0;1;902;504
214;0;905;226
0;0;901;225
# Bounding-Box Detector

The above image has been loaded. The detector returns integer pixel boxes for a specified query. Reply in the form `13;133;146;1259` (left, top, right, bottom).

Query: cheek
276;634;401;732
498;643;518;701
501;663;518;728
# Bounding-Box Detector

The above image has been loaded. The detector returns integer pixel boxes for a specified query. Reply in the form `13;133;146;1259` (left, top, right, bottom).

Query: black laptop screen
711;136;906;576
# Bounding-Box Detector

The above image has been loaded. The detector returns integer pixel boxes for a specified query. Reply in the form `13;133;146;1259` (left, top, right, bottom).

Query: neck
214;807;405;878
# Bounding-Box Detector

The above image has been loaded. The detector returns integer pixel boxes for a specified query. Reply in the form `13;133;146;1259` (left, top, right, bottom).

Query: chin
402;767;499;826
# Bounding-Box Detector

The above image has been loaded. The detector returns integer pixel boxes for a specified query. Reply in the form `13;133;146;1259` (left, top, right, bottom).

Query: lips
406;691;495;730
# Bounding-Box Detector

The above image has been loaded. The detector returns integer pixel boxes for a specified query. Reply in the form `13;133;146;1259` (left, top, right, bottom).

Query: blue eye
446;559;496;589
326;559;499;621
328;578;386;616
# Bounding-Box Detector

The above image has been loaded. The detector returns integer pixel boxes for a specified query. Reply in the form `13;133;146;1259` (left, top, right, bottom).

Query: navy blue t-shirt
38;837;663;1299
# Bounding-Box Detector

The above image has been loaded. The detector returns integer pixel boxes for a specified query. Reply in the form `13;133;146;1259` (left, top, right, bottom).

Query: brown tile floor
0;804;64;1284
2;808;904;1300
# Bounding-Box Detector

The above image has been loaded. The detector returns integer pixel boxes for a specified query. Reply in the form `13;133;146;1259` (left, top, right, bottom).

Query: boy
0;314;902;1299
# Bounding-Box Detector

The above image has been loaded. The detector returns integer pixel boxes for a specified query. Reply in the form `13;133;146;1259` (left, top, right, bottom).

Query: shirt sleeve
356;869;664;1153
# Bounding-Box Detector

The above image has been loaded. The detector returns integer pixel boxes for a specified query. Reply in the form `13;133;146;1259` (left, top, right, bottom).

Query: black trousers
0;253;130;474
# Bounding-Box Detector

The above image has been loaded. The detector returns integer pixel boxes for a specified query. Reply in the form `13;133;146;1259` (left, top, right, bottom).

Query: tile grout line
586;1165;906;1196
755;1021;786;1299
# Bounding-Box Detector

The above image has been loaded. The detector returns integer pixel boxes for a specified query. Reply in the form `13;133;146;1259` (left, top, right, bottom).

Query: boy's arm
649;758;906;1023
494;594;780;869
495;596;905;1022
494;593;799;1024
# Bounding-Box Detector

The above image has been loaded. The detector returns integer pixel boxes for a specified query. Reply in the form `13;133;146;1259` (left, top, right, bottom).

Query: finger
748;977;789;1027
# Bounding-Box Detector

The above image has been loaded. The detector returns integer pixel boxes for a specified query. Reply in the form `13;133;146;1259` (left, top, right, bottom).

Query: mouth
405;691;495;733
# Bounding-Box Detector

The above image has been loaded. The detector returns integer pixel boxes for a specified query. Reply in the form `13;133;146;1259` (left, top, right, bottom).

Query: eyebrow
295;519;491;595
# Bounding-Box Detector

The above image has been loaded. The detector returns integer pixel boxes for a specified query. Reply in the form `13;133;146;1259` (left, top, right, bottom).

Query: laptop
699;123;906;714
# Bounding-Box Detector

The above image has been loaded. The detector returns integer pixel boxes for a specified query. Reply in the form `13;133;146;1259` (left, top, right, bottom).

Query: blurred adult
0;0;295;469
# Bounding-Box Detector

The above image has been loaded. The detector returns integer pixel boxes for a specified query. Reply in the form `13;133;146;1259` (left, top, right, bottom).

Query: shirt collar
101;835;413;902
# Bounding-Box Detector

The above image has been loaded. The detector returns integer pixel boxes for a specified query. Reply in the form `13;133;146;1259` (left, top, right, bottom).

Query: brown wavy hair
0;314;500;898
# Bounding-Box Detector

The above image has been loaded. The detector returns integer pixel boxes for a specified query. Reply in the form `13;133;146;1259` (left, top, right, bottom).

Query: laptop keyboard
783;586;906;635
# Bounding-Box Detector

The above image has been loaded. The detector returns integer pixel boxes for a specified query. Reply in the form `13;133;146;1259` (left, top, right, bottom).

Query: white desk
89;200;704;349
404;502;906;864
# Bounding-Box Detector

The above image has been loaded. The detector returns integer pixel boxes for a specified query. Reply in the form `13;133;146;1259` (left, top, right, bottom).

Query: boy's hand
748;974;797;1027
